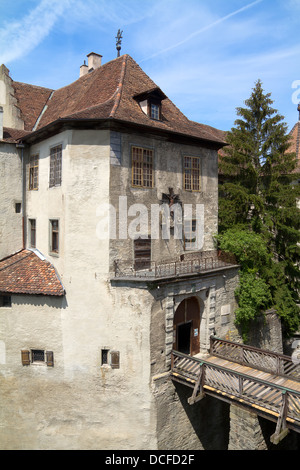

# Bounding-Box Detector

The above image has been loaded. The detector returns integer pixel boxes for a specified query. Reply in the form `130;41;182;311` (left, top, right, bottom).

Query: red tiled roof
0;249;65;296
16;54;225;147
12;82;53;131
1;127;32;143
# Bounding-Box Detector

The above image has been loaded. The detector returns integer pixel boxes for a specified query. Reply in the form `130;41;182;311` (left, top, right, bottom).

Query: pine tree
218;80;300;338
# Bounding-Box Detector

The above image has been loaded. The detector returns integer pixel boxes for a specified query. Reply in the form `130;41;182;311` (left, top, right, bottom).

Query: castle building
0;53;239;449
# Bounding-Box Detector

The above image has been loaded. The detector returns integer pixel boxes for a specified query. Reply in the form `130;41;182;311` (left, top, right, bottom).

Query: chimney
80;60;88;77
0;106;3;140
87;52;102;72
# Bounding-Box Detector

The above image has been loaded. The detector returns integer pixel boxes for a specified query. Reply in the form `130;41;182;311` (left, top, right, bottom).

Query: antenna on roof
116;29;123;57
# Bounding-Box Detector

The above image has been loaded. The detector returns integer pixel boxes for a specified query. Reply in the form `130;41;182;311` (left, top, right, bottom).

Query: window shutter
46;351;54;367
21;350;30;365
110;351;120;369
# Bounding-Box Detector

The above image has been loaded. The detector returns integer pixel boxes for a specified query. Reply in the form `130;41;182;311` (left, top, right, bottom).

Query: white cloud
0;0;71;64
139;0;264;62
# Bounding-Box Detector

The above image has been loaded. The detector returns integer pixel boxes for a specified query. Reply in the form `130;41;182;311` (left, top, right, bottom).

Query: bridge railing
171;350;300;437
210;336;300;382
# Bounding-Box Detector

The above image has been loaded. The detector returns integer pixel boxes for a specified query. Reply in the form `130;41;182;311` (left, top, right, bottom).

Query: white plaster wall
0;143;23;259
0;129;157;450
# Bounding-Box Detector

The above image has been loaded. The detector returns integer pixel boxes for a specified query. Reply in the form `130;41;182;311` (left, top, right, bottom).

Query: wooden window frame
101;348;120;369
149;100;161;120
21;349;54;366
49;145;62;188
131;146;154;188
29;154;39;190
29;219;36;248
49;219;59;255
183;156;201;192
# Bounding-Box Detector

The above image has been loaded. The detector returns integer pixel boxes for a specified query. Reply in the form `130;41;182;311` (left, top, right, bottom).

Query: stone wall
228;404;268;450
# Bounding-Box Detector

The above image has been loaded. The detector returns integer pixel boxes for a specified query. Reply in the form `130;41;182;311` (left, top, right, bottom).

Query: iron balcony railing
113;250;238;280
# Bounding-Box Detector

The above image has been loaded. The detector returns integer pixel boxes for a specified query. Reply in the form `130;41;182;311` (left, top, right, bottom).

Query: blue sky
1;0;300;132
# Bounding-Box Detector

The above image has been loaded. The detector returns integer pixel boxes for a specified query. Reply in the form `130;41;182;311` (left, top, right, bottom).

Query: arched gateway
173;297;201;356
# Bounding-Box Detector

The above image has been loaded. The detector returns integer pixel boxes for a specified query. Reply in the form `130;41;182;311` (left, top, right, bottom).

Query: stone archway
173;296;201;356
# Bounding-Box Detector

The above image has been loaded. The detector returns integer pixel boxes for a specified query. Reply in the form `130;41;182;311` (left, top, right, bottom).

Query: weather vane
116;29;123;57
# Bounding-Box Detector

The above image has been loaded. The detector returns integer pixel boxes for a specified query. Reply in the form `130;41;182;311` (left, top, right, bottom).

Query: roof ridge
13;81;54;92
109;55;128;118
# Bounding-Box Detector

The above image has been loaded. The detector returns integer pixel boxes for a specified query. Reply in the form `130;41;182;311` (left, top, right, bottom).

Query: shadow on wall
258;416;300;450
13;294;68;309
174;383;230;450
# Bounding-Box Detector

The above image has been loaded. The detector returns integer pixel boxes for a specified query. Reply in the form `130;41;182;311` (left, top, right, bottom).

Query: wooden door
173;297;200;355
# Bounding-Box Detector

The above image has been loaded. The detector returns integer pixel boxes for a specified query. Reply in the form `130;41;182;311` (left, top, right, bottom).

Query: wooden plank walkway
171;339;300;444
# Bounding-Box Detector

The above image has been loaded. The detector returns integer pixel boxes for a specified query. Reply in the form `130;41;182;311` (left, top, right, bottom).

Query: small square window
15;203;21;213
31;349;45;362
0;295;11;307
101;349;109;365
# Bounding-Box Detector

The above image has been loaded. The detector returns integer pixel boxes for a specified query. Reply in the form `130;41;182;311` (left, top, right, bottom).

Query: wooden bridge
171;337;300;445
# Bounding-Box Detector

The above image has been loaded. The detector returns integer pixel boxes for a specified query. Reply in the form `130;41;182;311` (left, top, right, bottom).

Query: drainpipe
16;142;26;249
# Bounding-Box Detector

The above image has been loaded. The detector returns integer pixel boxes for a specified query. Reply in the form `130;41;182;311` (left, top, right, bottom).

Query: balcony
112;250;238;281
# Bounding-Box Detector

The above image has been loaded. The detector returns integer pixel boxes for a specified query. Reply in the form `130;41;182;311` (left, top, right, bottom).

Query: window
150;102;161;120
132;146;153;188
32;349;45;363
29;219;36;248
49;145;62;187
101;349;120;369
134;237;151;270
21;349;54;366
0;295;11;307
50;219;59;254
101;349;109;365
184;156;201;191
184;219;197;250
29;154;39;190
15;202;21;213
134;88;166;121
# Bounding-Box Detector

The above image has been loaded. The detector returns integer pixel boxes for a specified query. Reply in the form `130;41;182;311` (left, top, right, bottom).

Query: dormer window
134;87;166;122
150;102;160;120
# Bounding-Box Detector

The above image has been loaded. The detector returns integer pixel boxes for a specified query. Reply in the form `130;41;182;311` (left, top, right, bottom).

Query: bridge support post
188;363;205;405
270;391;290;445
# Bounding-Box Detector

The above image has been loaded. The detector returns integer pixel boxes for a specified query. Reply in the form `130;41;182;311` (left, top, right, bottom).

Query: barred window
132;146;153;188
184;156;201;191
49;145;62;187
29;154;39;190
31;349;45;362
21;349;54;366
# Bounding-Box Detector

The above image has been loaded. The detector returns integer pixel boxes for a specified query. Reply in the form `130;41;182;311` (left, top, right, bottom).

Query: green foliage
218;80;300;338
235;272;271;341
